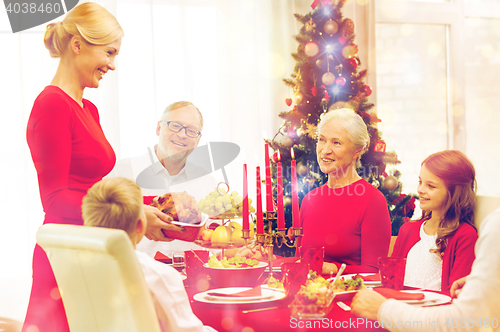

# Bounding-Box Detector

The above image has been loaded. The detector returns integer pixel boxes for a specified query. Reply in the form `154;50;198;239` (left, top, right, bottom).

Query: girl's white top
404;221;443;291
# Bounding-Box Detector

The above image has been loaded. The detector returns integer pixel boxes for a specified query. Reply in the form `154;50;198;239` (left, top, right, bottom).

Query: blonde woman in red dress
24;4;123;331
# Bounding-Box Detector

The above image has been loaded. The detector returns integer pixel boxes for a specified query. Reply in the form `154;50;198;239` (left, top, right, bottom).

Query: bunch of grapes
198;187;255;218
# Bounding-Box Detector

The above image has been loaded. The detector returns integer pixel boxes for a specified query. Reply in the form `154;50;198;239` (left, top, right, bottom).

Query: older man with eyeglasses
156;102;204;177
107;101;223;256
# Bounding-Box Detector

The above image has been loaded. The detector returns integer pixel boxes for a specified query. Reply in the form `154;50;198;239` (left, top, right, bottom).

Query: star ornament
305;18;317;32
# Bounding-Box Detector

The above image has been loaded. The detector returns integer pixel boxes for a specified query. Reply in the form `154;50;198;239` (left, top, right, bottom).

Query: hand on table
351;289;387;321
143;205;183;241
450;276;467;299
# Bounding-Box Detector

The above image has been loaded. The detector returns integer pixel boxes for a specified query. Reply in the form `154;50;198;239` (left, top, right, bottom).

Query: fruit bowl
288;274;336;319
203;262;268;288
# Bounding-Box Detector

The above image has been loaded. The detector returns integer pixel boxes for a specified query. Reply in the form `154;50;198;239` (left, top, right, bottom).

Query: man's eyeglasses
161;121;201;138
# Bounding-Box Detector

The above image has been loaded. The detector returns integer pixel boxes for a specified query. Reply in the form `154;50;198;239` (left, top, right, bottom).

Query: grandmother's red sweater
298;179;391;274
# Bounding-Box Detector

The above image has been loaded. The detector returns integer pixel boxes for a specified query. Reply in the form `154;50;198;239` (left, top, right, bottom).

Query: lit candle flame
291;147;295;160
277;149;281;162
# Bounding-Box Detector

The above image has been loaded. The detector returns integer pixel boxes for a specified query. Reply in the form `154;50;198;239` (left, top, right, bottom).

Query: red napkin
207;285;262;297
154;251;172;264
356;274;381;282
374;288;425;300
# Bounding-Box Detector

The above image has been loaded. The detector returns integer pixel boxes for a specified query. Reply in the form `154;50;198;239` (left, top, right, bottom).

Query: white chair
36;224;161;332
0;317;22;332
475;195;500;229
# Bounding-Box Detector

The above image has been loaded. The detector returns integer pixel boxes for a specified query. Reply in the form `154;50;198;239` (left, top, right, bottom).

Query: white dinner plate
399;290;451;306
341;273;381;286
194;287;286;304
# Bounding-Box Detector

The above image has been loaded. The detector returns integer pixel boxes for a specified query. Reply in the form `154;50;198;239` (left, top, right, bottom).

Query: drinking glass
282;262;309;298
378;257;406;290
299;246;324;276
184;250;210;290
172;251;185;272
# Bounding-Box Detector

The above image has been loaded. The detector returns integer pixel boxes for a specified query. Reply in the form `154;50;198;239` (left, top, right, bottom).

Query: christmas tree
267;0;417;256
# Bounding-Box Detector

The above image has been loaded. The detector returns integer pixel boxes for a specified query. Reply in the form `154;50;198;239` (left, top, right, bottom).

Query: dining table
187;288;389;332
171;252;453;332
182;269;427;332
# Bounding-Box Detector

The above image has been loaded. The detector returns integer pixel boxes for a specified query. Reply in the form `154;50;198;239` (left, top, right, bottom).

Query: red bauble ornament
362;84;373;96
311;86;318;96
285;98;292;106
339;37;347;45
348;58;358;69
335;76;346;86
374;141;387;152
272;151;279;163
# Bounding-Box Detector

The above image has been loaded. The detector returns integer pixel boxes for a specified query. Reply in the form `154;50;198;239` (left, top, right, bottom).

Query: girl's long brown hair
419;150;476;257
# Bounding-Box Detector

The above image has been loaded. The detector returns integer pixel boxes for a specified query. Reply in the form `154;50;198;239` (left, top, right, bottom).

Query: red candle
291;148;300;228
256;165;264;234
277;150;285;229
264;143;273;212
243;162;249;231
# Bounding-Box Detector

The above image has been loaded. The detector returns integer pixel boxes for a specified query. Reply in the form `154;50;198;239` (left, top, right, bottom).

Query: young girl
391;150;478;293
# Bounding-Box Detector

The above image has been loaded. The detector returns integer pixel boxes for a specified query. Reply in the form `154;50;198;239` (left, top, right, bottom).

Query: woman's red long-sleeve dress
298;179;391;274
23;86;116;332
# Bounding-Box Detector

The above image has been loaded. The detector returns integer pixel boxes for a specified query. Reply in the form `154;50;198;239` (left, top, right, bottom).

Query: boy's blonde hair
82;177;143;238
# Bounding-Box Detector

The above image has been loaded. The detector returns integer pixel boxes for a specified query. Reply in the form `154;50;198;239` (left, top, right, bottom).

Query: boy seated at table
82;177;216;332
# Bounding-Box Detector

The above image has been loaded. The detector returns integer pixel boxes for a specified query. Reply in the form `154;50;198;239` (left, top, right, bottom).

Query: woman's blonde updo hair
318;108;370;168
44;2;124;58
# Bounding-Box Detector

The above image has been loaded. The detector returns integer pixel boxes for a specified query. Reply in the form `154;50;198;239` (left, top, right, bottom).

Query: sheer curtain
0;0;306;320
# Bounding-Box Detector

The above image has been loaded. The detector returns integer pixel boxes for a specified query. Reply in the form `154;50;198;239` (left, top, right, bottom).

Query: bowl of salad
289;272;335;319
204;256;268;288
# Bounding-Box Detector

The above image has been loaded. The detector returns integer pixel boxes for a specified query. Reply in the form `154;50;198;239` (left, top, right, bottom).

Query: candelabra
250;211;303;281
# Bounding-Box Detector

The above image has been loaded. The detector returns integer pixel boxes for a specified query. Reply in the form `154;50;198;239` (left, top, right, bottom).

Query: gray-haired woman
298;108;391;275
